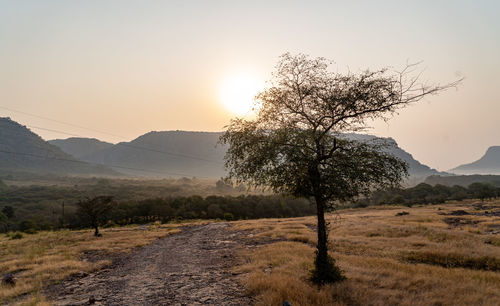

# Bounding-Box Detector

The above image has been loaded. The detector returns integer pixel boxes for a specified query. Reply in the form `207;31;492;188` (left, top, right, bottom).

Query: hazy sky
1;1;499;171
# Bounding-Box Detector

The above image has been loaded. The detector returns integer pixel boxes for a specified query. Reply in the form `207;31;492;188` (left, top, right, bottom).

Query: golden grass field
232;200;500;306
0;222;198;305
0;201;498;305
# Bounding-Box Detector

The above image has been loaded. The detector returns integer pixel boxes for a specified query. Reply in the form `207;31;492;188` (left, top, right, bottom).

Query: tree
468;182;496;202
1;206;14;219
76;196;115;236
0;211;8;233
0;179;8;191
220;53;459;284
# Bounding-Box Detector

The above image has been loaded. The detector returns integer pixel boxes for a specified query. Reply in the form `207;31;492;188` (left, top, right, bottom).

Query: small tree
220;53;459;284
0;211;8;233
468;182;496;202
1;206;14;219
76;196;115;237
0;179;8;191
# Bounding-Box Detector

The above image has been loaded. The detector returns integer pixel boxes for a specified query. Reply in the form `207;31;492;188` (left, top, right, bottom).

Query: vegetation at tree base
220;53;458;284
310;251;346;285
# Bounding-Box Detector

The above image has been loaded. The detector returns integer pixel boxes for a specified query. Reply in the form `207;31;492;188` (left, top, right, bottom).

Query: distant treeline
0;194;315;233
2;177;500;234
356;182;500;207
424;175;500;187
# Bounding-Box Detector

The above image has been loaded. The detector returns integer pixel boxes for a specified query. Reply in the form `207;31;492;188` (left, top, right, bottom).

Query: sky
0;0;499;171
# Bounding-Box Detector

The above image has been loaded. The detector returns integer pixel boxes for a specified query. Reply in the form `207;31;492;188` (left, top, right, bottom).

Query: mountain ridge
49;137;114;160
51;130;445;182
0;117;119;176
450;146;500;175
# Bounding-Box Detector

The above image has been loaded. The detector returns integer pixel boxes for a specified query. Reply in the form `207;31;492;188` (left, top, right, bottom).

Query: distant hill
70;131;227;178
0;117;118;176
450;146;500;175
52;131;444;182
424;174;500;187
49;137;114;159
344;133;446;182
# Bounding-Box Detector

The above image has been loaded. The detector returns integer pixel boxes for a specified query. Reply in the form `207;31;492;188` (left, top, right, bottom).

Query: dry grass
0;221;211;305
232;200;500;306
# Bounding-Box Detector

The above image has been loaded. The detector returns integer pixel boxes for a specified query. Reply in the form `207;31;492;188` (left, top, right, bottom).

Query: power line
0;109;224;165
0;148;209;178
0;105;124;139
29;125;223;164
25;125;81;137
0;129;217;178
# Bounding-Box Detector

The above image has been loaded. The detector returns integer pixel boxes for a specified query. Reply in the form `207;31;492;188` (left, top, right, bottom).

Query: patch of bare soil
46;223;254;305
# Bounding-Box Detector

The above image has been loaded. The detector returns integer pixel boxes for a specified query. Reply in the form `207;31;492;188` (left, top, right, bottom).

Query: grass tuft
403;251;500;271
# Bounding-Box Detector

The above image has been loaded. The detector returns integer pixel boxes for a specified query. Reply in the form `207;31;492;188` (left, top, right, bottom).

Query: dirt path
47;223;254;305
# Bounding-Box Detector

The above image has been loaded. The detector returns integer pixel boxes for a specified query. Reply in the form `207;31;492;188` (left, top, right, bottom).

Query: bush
19;220;37;233
223;212;234;221
23;228;38;234
10;232;23;240
103;220;117;228
310;251;345;285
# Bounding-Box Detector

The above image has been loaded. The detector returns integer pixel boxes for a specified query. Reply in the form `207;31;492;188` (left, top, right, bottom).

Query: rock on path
48;223;253;305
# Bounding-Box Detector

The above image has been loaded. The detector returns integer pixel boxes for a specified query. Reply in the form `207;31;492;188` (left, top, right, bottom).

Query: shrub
10;232;23;240
23;228;38;234
223;212;234;221
19;220;37;233
310;251;345;285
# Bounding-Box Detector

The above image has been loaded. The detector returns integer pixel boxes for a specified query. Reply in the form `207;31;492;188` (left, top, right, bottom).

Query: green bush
223;212;234;221
310;251;346;285
19;220;37;233
23;228;38;234
10;232;23;240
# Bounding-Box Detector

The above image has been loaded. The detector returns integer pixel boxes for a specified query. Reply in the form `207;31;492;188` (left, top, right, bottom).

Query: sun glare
219;74;264;116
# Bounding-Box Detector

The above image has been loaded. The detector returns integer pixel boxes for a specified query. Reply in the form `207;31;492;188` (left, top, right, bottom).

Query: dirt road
47;223;253;305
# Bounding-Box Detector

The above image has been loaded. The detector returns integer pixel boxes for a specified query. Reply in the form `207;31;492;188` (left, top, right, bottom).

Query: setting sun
219;74;264;116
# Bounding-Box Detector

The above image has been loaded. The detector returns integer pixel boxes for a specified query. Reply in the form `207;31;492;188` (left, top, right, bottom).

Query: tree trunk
315;194;329;269
309;163;344;284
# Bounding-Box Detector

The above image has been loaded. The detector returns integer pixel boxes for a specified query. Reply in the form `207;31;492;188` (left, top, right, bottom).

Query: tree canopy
220;53;459;284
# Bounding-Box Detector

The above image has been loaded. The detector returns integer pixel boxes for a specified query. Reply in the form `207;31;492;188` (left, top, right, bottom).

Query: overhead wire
0;145;210;178
0;107;224;165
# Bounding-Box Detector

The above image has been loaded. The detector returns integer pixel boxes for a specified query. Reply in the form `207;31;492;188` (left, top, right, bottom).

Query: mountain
343;134;446;183
52;130;443;182
49;138;114;159
71;131;227;178
0;117;118;176
450;146;500;175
